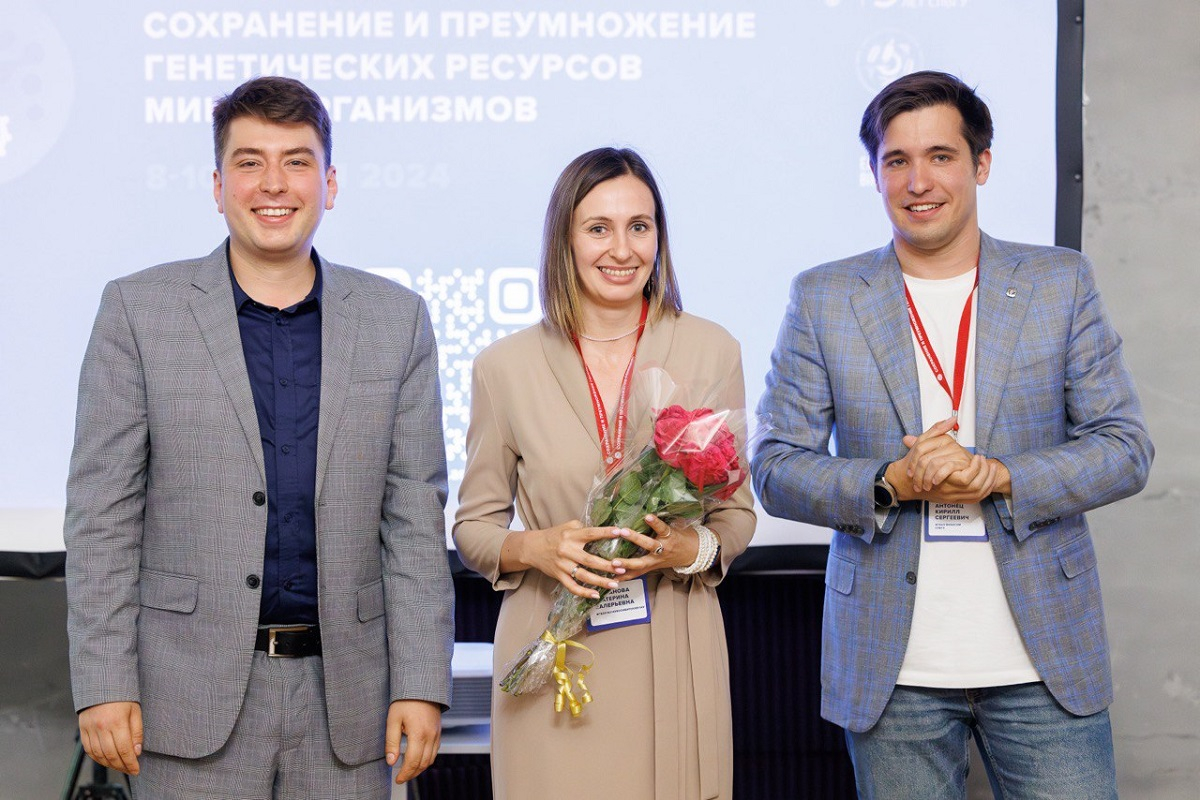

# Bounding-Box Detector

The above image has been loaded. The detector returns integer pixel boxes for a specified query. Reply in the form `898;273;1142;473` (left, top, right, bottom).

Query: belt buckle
267;625;309;658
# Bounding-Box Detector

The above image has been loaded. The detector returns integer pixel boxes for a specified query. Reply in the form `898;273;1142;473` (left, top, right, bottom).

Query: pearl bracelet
674;523;720;575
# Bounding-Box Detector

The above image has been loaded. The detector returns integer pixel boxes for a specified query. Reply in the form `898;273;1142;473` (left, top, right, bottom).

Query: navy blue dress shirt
231;260;322;625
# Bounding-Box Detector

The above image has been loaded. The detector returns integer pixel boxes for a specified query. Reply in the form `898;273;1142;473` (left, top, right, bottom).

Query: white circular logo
0;3;75;185
856;31;922;93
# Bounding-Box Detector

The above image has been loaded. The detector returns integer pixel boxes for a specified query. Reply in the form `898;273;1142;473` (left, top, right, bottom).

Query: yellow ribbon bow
540;630;595;717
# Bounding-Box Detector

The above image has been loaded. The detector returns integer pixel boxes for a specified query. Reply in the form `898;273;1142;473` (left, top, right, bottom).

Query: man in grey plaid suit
752;72;1152;798
65;76;453;798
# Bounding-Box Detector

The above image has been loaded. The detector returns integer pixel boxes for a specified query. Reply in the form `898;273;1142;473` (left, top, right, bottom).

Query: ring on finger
570;565;579;579
654;545;664;555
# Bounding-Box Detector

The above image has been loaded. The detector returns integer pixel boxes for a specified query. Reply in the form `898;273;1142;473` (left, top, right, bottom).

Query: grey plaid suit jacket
752;232;1152;733
65;243;454;764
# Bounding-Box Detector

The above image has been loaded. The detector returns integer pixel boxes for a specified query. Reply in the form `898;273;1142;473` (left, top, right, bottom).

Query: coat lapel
850;245;923;436
540;322;603;451
626;312;677;451
973;233;1032;453
189;242;266;481
314;257;358;499
538;311;679;457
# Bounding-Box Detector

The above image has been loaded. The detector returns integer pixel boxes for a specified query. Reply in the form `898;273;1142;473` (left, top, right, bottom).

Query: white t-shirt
895;268;1040;688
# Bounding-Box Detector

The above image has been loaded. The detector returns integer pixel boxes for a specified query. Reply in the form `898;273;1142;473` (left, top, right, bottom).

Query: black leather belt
254;625;322;657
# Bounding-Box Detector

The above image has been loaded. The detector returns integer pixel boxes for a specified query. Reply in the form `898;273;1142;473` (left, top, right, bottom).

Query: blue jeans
845;682;1117;800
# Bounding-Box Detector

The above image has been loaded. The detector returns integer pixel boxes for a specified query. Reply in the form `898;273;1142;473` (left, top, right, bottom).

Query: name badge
587;576;651;632
921;445;987;542
923;500;987;542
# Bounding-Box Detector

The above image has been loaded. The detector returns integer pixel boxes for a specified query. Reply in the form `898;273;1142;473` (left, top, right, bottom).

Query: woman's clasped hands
506;514;701;599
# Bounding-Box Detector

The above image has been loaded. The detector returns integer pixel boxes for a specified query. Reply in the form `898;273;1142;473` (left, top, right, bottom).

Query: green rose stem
498;445;708;700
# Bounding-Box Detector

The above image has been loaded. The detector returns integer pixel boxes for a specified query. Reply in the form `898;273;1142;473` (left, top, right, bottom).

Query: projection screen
0;1;1078;568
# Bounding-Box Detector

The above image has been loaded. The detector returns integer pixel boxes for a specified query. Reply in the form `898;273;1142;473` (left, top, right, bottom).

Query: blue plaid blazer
752;233;1153;733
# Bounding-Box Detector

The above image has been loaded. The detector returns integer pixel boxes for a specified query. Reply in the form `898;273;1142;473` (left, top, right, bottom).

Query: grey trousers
133;652;390;799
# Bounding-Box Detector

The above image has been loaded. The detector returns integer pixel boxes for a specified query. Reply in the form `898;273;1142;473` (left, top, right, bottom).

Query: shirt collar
228;247;324;313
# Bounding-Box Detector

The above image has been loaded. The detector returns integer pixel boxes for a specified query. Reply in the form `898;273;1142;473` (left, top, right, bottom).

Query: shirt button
252;491;266;506
905;571;917;585
281;445;291;455
279;378;289;387
284;512;293;523
246;574;261;589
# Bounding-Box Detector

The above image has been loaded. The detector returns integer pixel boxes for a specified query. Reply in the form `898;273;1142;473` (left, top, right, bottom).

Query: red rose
711;467;746;502
653;405;741;491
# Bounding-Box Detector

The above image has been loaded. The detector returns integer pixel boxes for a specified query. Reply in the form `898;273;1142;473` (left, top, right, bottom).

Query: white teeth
909;203;941;212
256;208;293;217
599;267;637;277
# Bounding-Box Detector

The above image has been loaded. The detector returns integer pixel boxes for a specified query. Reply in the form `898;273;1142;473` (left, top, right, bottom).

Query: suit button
851;525;864;534
905;571;917;585
252;491;266;506
246;574;261;589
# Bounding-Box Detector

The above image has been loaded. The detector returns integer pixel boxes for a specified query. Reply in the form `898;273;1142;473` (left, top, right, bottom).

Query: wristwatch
873;464;899;509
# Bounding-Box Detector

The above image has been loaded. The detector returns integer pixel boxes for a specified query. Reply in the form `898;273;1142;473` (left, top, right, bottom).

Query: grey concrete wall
3;1;1197;797
1081;0;1200;797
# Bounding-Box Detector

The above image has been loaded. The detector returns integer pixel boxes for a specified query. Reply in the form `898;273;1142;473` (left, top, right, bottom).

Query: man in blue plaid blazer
752;71;1152;798
65;77;453;798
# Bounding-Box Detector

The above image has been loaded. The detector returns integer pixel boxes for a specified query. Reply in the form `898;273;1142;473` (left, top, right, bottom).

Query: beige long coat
453;312;756;799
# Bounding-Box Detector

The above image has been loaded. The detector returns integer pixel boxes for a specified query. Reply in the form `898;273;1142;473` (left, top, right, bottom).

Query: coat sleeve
751;274;888;543
451;350;525;591
693;339;757;586
992;253;1153;540
64;281;148;711
381;296;454;707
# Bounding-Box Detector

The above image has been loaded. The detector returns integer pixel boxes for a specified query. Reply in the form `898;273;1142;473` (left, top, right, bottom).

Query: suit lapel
189;242;266;481
973;233;1032;453
538;311;678;456
540;323;602;451
850;245;923;436
315;257;358;499
626;312;676;450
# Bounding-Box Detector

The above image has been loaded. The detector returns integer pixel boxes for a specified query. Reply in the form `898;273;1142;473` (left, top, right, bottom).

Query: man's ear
975;149;992;186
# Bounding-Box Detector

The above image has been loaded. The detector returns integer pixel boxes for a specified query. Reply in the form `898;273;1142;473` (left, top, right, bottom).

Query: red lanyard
572;300;649;472
903;269;978;431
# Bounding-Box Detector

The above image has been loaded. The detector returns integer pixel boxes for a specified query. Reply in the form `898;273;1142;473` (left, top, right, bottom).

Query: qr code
369;266;541;481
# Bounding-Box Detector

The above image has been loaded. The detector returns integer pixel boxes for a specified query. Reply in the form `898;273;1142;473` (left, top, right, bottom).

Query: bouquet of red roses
498;370;748;716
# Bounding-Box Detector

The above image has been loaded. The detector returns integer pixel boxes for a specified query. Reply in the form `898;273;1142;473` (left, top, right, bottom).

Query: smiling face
213;115;337;269
874;103;991;271
570;173;658;314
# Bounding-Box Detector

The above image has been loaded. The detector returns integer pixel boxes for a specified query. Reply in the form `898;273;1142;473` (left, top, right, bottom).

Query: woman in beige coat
453;147;756;799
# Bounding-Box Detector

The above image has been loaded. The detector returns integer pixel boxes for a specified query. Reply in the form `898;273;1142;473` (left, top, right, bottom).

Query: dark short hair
211;76;332;169
859;70;993;171
539;147;683;336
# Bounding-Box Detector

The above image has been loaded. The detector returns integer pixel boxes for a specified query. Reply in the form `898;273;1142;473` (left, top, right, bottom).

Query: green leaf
590;497;613;526
618;473;644;502
656;500;705;519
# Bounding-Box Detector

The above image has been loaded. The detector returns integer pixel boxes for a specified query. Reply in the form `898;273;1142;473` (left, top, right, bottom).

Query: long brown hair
539;148;683;336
